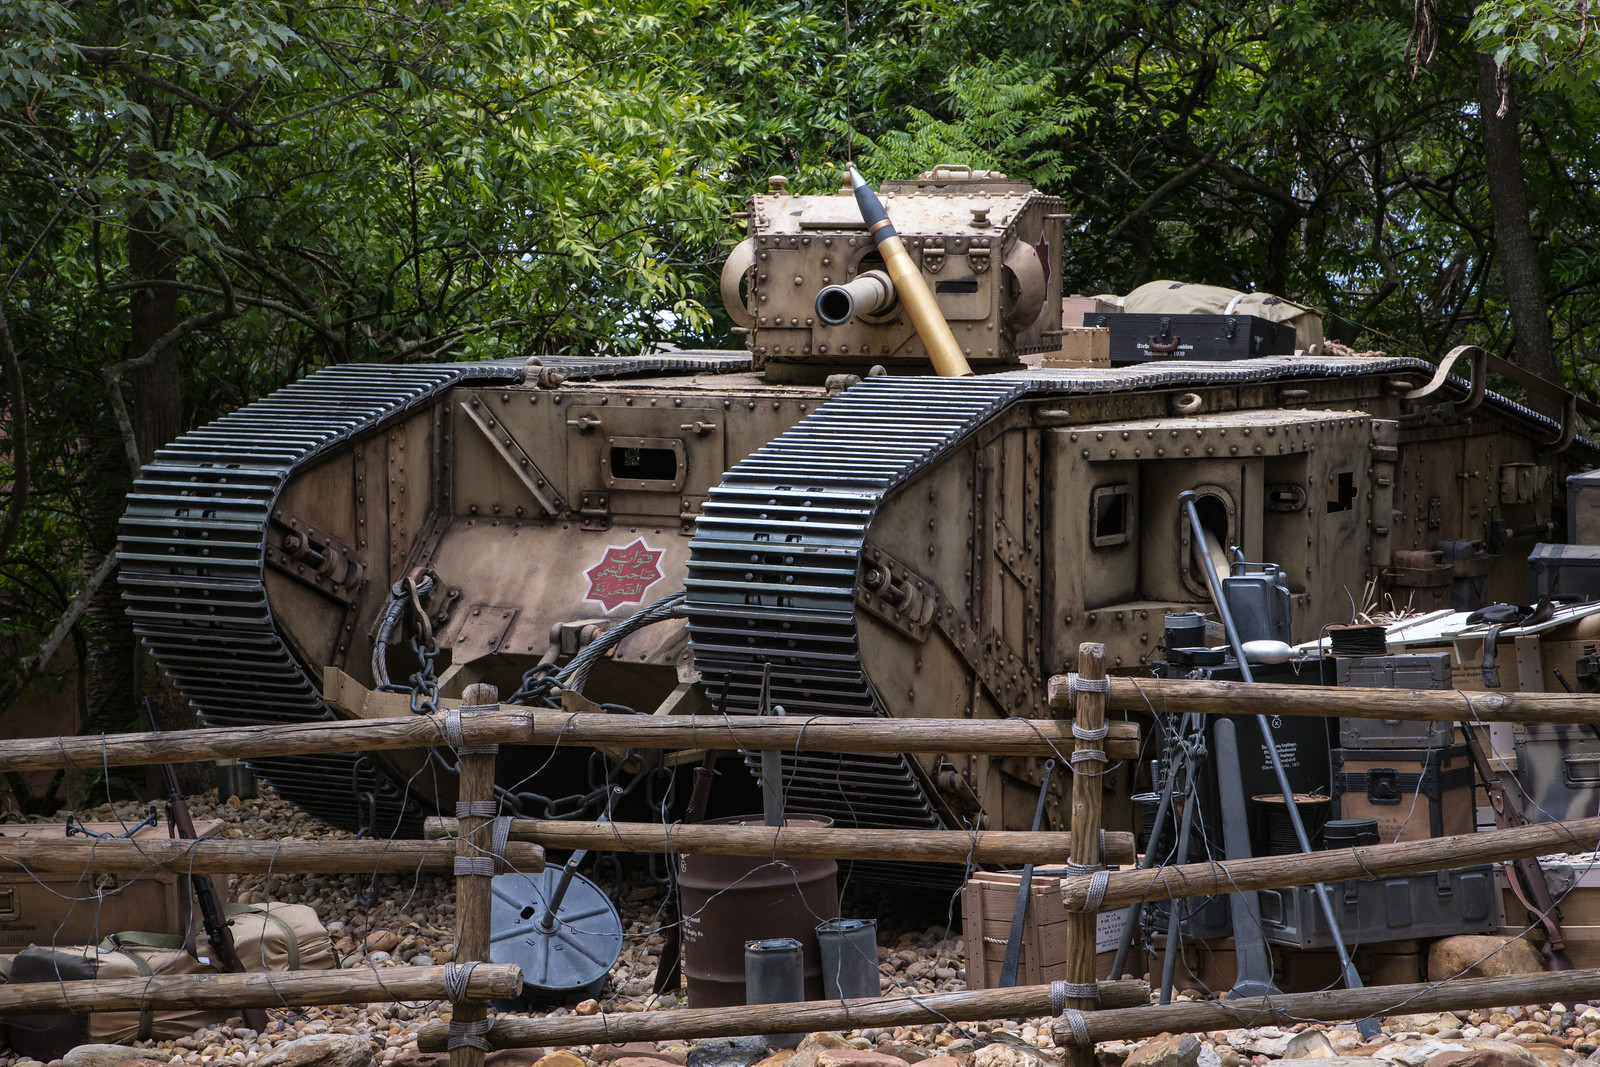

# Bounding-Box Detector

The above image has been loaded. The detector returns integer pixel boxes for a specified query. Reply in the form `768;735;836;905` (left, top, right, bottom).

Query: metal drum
678;815;837;1007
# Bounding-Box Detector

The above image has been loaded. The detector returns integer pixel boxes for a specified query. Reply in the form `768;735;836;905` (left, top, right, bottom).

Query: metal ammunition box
1330;745;1475;842
1511;722;1600;824
1256;865;1498;949
1570;471;1600;545
0;820;220;951
1081;312;1294;364
1336;654;1456;750
1528;542;1600;603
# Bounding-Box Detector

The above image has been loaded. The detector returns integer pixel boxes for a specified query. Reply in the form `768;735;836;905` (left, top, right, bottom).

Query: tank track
120;355;748;836
683;355;1592;834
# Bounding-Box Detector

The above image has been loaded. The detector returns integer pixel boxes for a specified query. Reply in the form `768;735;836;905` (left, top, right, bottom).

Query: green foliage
1471;1;1600;98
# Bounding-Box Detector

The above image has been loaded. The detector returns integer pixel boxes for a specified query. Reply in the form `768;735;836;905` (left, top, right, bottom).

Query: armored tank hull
119;167;1597;842
119;352;1593;838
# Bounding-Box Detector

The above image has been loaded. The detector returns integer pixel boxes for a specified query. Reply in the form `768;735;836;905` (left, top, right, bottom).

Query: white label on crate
1096;907;1126;954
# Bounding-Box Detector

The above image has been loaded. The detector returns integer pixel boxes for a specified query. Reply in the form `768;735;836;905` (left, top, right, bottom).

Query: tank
118;165;1598;844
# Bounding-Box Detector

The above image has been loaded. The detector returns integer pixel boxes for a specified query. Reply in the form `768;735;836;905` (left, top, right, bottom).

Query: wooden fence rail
416;979;1152;1051
423;818;1135;866
0;837;546;875
0;964;523;1015
1078;675;1600;725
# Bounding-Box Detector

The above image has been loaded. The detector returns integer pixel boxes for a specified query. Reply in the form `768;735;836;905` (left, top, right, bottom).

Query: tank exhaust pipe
846;165;973;377
814;270;894;325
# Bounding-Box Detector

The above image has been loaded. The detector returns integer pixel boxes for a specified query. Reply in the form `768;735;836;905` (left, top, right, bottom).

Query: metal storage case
1569;470;1600;545
1256;865;1498;949
1511;722;1600;823
1081;312;1294;364
1335;653;1456;749
1330;745;1476;843
1528;543;1600;603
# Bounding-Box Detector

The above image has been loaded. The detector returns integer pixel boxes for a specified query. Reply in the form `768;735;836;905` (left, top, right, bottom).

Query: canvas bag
221;902;337;973
1120;279;1325;356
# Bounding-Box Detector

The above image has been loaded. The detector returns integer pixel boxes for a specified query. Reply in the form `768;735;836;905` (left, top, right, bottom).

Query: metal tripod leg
1110;717;1181;981
1214;717;1281;998
1157;731;1204;1005
1180;491;1379;1037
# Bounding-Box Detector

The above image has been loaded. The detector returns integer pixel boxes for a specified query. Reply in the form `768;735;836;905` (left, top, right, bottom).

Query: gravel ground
0;788;1583;1067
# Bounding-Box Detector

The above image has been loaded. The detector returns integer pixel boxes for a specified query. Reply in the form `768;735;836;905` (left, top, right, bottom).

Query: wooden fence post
1061;643;1108;1067
450;682;503;1067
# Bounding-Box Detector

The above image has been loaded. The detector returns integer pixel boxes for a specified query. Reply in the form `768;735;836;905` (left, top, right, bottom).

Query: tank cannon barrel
815;270;895;326
847;165;973;377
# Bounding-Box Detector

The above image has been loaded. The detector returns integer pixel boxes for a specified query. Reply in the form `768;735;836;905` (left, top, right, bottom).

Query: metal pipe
846;166;972;377
815;271;895;325
1178;490;1370;1009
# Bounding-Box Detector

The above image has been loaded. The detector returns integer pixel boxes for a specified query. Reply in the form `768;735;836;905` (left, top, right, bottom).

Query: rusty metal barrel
677;815;838;1007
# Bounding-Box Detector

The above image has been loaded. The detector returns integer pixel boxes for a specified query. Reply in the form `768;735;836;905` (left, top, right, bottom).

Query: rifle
144;700;272;1032
1458;721;1573;970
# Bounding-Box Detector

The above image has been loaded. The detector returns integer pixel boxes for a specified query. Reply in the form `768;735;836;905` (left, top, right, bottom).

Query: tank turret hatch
722;166;1065;382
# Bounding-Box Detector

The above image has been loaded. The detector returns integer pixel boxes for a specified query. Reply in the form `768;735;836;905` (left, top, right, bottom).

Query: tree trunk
1475;53;1559;408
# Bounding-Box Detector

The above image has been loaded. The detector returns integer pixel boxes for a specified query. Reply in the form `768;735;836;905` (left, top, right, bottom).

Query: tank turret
721;166;1065;382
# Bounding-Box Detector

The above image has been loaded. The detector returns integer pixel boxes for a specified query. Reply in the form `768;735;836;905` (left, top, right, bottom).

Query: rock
1274;1060;1389;1067
484;1052;550;1067
790;1034;855;1067
1428;937;1546;981
257;1035;376;1067
621;1059;694;1067
595;1047;677;1065
62;1046;169;1067
1521;1049;1576;1067
973;1045;1049;1067
575;999;600;1016
531;1053;586;1067
689;1038;776;1067
920;1057;968;1067
1389;1018;1465;1037
818;1051;914;1067
749;1055;793;1067
1422;1040;1543;1067
364;930;401;954
1284;1033;1337;1060
1233;1034;1296;1058
1126;1035;1202;1067
1198;1048;1221;1067
1374;1041;1471;1067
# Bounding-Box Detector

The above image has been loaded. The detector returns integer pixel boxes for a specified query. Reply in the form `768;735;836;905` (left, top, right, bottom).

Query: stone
62;1046;169;1067
257;1035;376;1067
818;1051;913;1067
1389;1018;1465;1037
595;1047;677;1065
575;1000;600;1016
749;1055;792;1067
789;1034;855;1067
620;1058;694;1067
920;1057;968;1067
1521;1048;1576;1067
1284;1033;1337;1060
973;1045;1049;1067
483;1052;550;1067
1197;1048;1221;1067
364;931;401;954
1374;1041;1471;1067
1422;1040;1544;1067
1274;1060;1388;1067
688;1038;776;1067
531;1052;586;1067
1428;938;1546;981
1125;1035;1201;1067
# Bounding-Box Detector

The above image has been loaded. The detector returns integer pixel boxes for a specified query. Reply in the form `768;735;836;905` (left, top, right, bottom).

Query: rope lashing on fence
445;704;502;755
1052;978;1101;1007
444;962;496;1051
454;816;514;877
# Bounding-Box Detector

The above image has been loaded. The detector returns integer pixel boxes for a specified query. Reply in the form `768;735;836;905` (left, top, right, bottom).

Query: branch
0;551;119;714
1107;149;1216;241
0;304;29;565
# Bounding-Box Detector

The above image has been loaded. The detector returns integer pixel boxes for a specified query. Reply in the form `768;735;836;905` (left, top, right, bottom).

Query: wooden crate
0;818;221;950
1145;935;1412;994
961;870;1123;987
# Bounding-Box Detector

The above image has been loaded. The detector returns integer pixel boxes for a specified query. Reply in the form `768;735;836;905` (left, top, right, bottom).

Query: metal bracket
992;517;1036;589
858;541;940;641
459;398;565;516
578;490;611;531
266;511;364;606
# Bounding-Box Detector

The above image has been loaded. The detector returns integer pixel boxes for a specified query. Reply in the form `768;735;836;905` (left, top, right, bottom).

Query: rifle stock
146;701;272;1031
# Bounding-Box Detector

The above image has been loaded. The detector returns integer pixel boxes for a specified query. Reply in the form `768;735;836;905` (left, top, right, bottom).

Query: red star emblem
584;538;665;613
